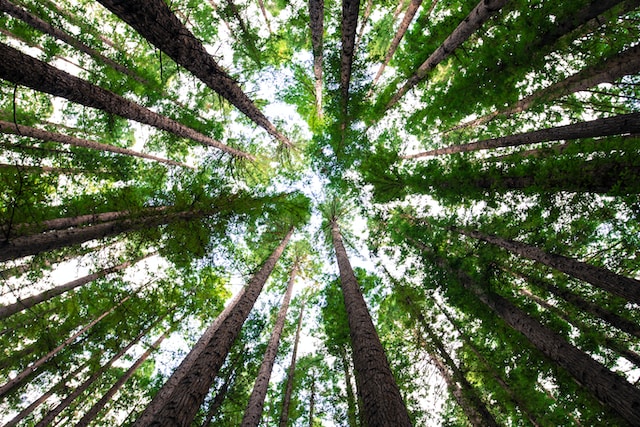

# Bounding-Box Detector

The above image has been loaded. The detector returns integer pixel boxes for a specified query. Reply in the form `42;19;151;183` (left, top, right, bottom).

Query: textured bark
75;329;169;427
0;294;132;399
96;0;292;148
330;219;412;427
339;346;359;427
0;43;251;159
455;227;640;305
0;120;189;168
278;302;305;427
200;369;235;427
447;44;640;132
0;253;153;320
385;0;509;111
309;0;324;118
134;228;293;427
241;264;298;427
340;0;361;112
402;112;640;158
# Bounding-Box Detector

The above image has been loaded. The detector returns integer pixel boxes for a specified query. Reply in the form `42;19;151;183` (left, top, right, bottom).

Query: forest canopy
0;0;639;425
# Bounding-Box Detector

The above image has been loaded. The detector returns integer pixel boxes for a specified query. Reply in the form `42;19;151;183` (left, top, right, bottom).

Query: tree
278;300;305;427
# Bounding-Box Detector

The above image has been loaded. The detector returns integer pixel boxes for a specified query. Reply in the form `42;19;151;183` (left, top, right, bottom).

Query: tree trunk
330;219;412;427
0;252;154;320
75;329;170;427
200;369;236;427
339;346;359;427
96;0;293;149
0;120;189;168
308;0;324;118
447;44;640;133
340;0;361;113
402;112;640;158
241;263;298;427
256;0;272;34
0;43;252;160
133;228;294;427
0;292;133;399
278;302;305;427
355;0;373;51
454;226;640;305
308;374;316;427
384;0;509;111
34;313;163;427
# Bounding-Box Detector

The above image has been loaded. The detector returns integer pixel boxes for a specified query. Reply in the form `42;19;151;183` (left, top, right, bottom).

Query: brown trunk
385;0;508;111
34;312;163;427
355;0;373;51
0;252;154;320
455;227;640;305
308;374;316;427
256;0;272;33
75;329;170;427
0;120;189;168
308;0;324;118
200;368;236;427
447;44;640;133
134;228;293;427
340;0;361;113
279;302;305;427
96;0;293;149
330;219;412;427
0;43;252;160
0;244;102;280
403;112;640;158
241;264;298;427
339;346;359;427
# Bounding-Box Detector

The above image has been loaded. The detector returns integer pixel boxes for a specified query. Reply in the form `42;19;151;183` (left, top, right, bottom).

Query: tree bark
384;0;509;111
200;369;236;427
454;226;640;305
330;219;412;427
340;0;361;113
278;302;305;427
0;252;154;320
308;374;316;427
402;112;640;158
96;0;293;149
134;228;294;427
241;263;298;427
256;0;272;34
339;345;359;427
355;0;373;52
0;120;189;168
0;42;252;160
308;0;324;118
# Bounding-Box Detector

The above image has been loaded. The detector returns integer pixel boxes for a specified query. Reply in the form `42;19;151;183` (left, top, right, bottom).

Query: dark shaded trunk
355;0;373;51
308;374;316;427
133;228;293;427
200;369;236;427
309;0;324;118
241;263;298;427
454;227;640;305
0;252;154;320
96;0;292;148
330;219;412;427
403;112;640;158
0;43;251;159
340;0;361;114
0;120;189;168
339;346;359;427
278;302;305;427
384;0;508;111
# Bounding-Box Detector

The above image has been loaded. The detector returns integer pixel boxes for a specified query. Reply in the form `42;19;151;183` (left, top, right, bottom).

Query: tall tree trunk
308;374;316;427
0;252;154;320
256;0;272;34
447;44;640;133
330;219;412;427
200;369;236;427
308;0;324;118
134;228;294;427
96;0;293;149
0;120;189;168
0;292;134;399
384;0;509;111
0;43;252;160
402;112;640;158
75;328;170;427
0;244;102;280
339;346;359;427
354;0;373;51
34;313;164;427
241;263;299;427
278;302;305;427
453;226;640;304
340;0;361;115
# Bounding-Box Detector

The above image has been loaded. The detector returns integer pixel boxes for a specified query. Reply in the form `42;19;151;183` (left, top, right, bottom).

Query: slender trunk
224;0;262;66
340;0;361;114
279;302;305;427
308;0;324;118
454;226;640;304
308;374;316;427
0;43;252;160
447;44;640;132
0;252;154;320
257;0;272;34
241;263;298;427
200;369;236;427
35;312;163;427
402;112;640;158
339;346;359;427
0;244;102;280
75;329;170;427
0;120;189;168
96;0;293;148
0;292;134;399
134;228;294;427
384;0;509;111
355;0;373;51
330;219;412;427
